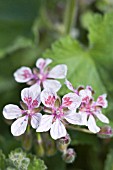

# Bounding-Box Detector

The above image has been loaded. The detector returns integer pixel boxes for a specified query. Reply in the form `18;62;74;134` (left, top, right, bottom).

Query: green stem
67;125;94;134
64;0;78;35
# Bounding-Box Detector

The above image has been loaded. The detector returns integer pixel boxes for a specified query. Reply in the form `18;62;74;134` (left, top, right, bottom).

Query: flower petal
21;84;41;107
43;79;61;92
88;115;100;133
50;119;67;140
79;89;92;100
79;111;88;126
11;116;28;136
14;66;33;83
3;104;22;119
96;94;108;108
62;93;81;110
48;64;67;79
36;115;53;132
36;58;52;70
95;110;109;124
65;79;75;92
31;113;42;129
64;111;82;125
41;89;57;108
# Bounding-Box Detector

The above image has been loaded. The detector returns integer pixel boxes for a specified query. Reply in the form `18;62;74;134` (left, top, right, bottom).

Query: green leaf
0;150;6;170
28;155;47;170
43;34;106;97
8;148;30;170
104;149;113;170
0;149;47;170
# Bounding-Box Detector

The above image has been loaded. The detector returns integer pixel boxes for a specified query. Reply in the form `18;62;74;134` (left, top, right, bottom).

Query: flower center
80;103;96;115
53;108;64;119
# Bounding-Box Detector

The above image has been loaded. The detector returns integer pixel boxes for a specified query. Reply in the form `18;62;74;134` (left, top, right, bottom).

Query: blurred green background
1;0;113;169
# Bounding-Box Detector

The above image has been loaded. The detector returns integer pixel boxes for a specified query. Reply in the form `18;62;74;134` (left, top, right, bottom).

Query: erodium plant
2;58;110;163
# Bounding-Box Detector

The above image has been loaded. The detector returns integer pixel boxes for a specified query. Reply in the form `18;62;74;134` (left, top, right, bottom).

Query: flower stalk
67;125;94;134
64;0;78;35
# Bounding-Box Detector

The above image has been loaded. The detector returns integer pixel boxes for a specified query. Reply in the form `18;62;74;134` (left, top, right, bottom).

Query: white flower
3;84;42;136
65;80;109;133
79;89;109;133
36;89;82;140
14;58;67;92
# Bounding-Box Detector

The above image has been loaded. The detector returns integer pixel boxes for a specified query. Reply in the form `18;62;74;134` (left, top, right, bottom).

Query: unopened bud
35;133;45;157
97;126;113;139
42;133;56;156
62;148;76;163
22;131;32;151
57;134;71;152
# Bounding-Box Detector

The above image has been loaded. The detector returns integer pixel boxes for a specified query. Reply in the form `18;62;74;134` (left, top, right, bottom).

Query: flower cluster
3;58;109;140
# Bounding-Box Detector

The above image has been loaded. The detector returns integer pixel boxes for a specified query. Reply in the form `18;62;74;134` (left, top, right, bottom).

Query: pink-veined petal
21;84;41;107
48;64;67;79
64;111;82;125
11;116;28;136
31;113;42;129
65;79;75;92
94;110;109;124
50;119;67;140
43;79;61;92
3;104;22;119
41;89;57;108
36;58;52;70
36;115;53;132
14;66;33;83
79;89;92;100
79;111;88;126
62;93;81;110
88;115;100;133
96;94;108;108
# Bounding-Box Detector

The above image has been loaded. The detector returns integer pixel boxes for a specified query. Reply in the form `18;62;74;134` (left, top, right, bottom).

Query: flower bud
97;126;113;139
57;134;71;152
22;131;32;151
62;148;76;163
35;133;45;157
42;133;56;156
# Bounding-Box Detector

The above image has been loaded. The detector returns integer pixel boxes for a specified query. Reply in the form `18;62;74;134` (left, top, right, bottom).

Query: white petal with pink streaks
62;93;81;110
36;58;52;70
79;89;92;99
96;94;108;108
41;89;57;108
21;84;41;107
14;66;33;83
